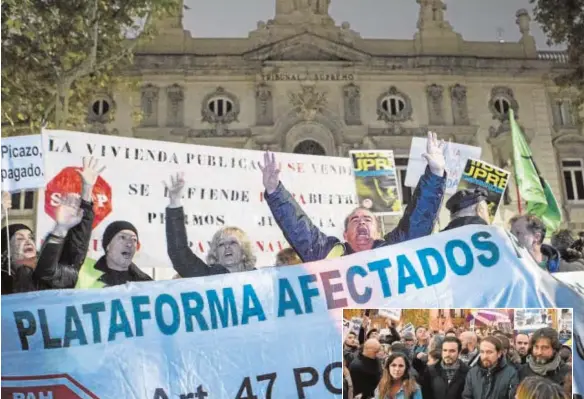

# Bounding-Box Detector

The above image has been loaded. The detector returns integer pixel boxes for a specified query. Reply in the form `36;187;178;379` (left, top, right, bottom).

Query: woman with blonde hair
165;173;257;277
515;376;567;399
375;353;422;399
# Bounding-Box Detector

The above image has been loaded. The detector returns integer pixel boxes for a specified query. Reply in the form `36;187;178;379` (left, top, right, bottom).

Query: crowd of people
343;313;573;399
2;131;583;296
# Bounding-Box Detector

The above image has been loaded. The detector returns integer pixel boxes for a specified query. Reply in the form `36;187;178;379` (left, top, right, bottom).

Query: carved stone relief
140;84;159;127
426;84;444;125
166;84;184;127
255;83;274;126
343;83;361;125
450;84;470;125
288;84;328;121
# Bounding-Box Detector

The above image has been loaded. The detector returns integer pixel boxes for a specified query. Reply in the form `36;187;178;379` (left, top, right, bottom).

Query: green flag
509;109;562;233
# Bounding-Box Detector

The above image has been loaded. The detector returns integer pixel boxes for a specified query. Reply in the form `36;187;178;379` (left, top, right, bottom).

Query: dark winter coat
462;357;518;399
265;167;446;263
442;216;488;232
421;361;469;399
1;199;94;294
165;206;230;277
517;358;571;386
349;353;383;399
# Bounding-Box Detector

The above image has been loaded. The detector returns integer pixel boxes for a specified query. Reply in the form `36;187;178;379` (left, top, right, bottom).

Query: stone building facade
9;0;584;234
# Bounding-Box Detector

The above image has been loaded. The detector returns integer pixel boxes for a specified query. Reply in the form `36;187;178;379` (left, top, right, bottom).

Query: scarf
442;360;461;383
527;353;562;376
459;348;478;365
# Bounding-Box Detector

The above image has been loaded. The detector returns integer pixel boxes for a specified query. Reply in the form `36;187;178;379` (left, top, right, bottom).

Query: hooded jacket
165;207;231;277
265;167;446;263
541;244;584;273
1;200;94;294
462;356;518;399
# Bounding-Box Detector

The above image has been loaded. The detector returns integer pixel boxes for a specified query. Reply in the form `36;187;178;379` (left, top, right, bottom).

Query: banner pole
515;181;523;215
378;216;386;237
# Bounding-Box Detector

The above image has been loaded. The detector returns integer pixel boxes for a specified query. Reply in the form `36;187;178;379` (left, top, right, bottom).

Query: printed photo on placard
350;150;402;215
457;158;510;222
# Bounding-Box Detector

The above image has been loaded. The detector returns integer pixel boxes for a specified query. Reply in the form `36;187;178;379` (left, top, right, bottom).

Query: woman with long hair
515;376;567;399
375;353;422;399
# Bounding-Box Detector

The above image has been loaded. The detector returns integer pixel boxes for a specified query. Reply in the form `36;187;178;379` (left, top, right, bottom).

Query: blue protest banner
2;226;582;397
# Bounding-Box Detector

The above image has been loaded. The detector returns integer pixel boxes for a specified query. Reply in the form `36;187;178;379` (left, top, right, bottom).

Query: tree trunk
55;82;70;128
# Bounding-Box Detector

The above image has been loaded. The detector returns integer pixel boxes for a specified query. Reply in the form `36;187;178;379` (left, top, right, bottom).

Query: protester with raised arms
260;131;447;262
1;157;101;294
164;172;256;277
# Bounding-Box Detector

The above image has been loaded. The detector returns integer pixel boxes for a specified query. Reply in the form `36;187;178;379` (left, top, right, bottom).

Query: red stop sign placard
45;167;112;229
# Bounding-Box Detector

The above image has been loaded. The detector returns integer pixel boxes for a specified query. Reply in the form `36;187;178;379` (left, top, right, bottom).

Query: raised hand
53;194;84;237
421;131;446;177
164;172;185;208
78;157;106;202
259;152;280;195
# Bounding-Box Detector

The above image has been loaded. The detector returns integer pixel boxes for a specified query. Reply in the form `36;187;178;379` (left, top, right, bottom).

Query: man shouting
260;131;447;262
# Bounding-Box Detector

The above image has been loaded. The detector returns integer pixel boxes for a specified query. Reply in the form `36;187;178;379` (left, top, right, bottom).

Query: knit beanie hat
1;224;32;254
102;221;138;251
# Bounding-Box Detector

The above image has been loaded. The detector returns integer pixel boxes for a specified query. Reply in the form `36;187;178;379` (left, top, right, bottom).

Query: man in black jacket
518;327;571;386
422;336;469;399
515;333;530;364
349;339;383;399
442;188;490;231
1;157;100;294
462;336;518;399
164;173;255;277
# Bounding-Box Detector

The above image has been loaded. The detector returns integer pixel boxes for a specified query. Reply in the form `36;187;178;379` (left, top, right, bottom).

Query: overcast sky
182;0;561;49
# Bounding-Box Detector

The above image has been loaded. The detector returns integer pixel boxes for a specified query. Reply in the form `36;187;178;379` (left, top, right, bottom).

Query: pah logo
45;166;113;228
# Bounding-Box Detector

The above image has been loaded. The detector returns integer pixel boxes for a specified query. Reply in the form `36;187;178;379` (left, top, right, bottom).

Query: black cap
446;187;488;214
102;221;138;251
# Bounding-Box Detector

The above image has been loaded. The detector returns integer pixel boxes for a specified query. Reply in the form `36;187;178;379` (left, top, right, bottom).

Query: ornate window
166;84;184;127
293;140;326;156
202;87;240;124
488;87;518;121
377;87;412;123
88;95;114;123
552;98;575;127
561;159;584;202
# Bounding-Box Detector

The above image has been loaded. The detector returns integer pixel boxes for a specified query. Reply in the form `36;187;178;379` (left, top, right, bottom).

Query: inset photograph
342;308;573;399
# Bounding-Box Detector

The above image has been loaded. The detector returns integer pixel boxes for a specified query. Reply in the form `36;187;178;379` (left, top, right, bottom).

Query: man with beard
515;333;530;364
459;331;480;367
1;157;101;294
422;336;469;399
349;338;383;399
462;336;518;399
260;131;446;262
518;327;571;386
344;331;360;365
163;173;256;277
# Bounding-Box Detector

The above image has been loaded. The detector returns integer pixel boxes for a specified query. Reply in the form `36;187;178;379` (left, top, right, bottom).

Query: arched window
293;140;326;156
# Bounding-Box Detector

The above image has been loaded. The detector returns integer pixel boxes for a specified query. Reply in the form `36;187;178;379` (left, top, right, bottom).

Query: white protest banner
400;322;415;335
404;137;482;194
2;225;583;396
350;317;363;335
343;319;350;337
378;309;401;321
1;134;45;192
38;129;357;268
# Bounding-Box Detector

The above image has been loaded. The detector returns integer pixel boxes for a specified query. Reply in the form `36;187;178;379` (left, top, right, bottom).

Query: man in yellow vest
260;131;447;263
76;221;152;288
